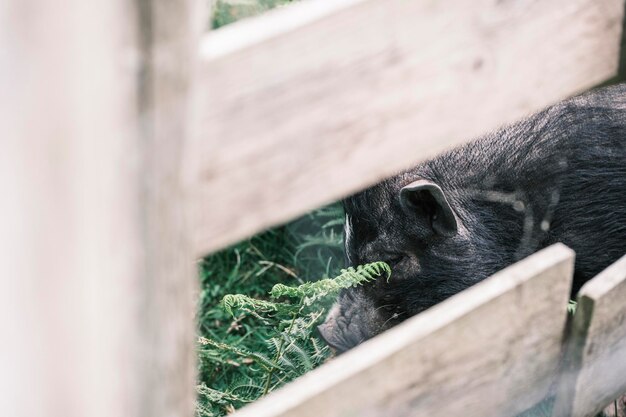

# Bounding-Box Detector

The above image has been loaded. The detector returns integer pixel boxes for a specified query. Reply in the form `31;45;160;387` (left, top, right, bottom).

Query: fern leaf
270;261;390;305
309;336;330;361
567;300;577;314
282;340;314;372
228;379;264;398
275;351;296;371
196;383;249;405
220;294;295;317
198;337;280;372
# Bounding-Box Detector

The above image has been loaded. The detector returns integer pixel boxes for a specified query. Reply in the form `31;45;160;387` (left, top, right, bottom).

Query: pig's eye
383;253;405;267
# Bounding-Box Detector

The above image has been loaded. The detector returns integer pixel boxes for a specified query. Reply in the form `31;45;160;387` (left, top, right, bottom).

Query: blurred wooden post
0;1;204;416
553;255;626;417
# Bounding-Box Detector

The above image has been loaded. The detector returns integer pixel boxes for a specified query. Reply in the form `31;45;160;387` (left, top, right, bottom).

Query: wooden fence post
553;254;626;417
137;1;208;415
0;0;205;416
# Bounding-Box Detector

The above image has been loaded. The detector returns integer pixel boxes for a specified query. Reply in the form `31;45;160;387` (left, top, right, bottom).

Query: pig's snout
317;304;368;353
317;291;382;353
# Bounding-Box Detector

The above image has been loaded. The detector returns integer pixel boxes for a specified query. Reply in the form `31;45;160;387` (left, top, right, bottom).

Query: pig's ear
399;179;458;237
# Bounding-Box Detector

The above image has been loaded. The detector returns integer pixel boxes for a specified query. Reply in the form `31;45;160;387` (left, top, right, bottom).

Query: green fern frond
567;300;577;315
275;352;296;371
228;379;264;398
198;337;279;372
282;341;314;372
281;313;322;340
199;250;388;417
221;294;295;317
309;336;330;360
269;261;390;304
196;383;249;405
265;336;281;358
194;401;217;417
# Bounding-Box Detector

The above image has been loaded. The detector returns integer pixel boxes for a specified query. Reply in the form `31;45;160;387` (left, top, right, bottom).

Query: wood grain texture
187;0;624;256
231;244;575;417
553;254;626;417
0;1;204;416
1;2;143;416
136;1;206;416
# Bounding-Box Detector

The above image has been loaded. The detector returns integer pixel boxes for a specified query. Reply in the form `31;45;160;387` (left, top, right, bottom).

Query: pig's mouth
317;322;367;354
316;304;374;353
317;302;391;353
317;301;429;353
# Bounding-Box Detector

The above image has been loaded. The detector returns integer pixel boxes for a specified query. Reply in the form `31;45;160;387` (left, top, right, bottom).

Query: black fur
318;84;626;353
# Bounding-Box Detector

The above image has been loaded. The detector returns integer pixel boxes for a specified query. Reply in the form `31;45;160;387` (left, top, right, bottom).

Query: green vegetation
196;205;363;416
567;300;577;315
211;0;296;29
198;261;390;417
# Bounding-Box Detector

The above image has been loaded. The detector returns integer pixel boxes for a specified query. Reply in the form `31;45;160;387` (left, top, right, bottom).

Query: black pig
318;84;626;353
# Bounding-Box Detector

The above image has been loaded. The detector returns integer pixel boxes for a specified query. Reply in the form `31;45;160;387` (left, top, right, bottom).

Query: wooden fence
229;248;626;417
232;244;577;417
554;254;626;417
1;0;624;417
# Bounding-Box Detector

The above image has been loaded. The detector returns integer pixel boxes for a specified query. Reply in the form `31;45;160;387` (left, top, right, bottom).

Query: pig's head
318;174;495;353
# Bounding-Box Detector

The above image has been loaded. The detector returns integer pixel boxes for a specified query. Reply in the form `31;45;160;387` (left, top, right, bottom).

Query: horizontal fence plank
553;254;626;417
231;244;575;417
186;0;624;256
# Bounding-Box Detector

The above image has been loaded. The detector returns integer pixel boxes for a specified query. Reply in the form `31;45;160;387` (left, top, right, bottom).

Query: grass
211;0;296;29
196;204;346;416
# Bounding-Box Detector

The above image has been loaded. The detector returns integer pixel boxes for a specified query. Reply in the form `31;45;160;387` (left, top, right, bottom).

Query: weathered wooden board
553;254;626;417
1;3;142;416
231;244;575;417
0;0;204;416
136;1;207;416
187;0;624;255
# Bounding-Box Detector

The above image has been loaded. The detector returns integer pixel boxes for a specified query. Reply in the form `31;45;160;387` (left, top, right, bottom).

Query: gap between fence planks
187;0;624;256
230;244;575;417
553;254;626;417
